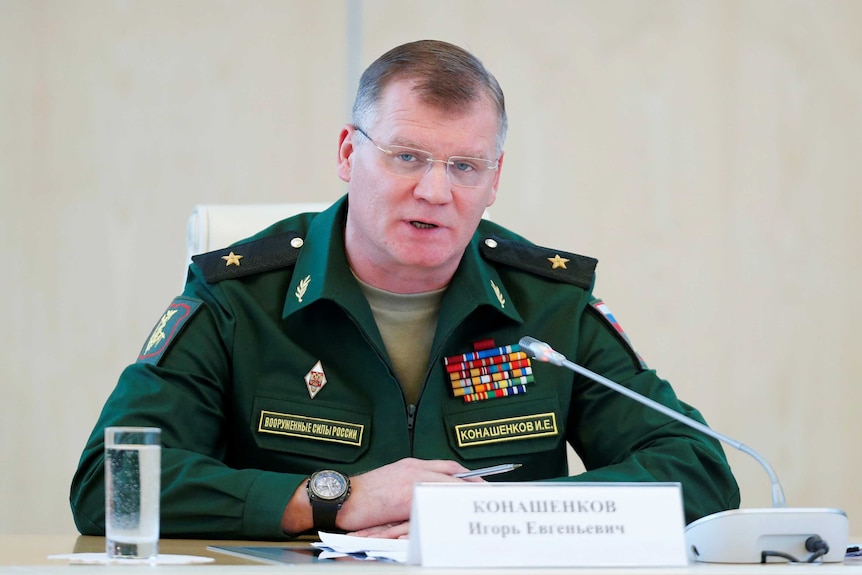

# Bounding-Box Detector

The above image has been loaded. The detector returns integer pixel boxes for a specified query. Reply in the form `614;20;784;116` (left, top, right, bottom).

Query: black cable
805;535;830;563
761;550;798;563
760;536;831;564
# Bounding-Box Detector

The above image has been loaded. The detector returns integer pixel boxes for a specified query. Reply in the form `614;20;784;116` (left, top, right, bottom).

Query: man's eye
395;153;419;162
452;160;478;173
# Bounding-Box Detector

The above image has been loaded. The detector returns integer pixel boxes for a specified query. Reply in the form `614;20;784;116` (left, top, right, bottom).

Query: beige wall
2;0;860;535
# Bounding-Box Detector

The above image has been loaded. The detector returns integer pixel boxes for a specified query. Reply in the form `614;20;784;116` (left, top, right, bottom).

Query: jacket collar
281;196;524;330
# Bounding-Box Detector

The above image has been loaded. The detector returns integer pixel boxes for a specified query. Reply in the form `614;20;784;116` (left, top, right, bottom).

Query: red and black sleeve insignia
137;296;202;365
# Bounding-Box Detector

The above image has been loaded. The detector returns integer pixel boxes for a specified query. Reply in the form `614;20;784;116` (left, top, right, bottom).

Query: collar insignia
490;280;505;308
295;274;311;303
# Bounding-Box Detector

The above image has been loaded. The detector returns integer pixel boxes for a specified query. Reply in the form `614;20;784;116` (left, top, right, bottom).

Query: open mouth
410;221;438;229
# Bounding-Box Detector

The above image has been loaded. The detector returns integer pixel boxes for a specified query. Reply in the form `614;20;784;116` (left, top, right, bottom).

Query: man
71;40;739;540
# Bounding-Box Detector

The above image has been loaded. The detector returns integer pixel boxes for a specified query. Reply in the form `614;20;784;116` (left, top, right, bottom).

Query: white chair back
186;202;329;264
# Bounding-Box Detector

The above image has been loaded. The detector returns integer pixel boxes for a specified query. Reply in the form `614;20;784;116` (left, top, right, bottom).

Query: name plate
407;482;687;568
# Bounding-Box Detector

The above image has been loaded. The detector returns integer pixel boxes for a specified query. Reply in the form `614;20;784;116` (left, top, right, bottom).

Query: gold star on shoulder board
548;254;569;269
222;252;243;267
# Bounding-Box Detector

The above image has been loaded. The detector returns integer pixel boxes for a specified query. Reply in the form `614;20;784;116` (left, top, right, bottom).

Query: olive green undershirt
355;277;444;405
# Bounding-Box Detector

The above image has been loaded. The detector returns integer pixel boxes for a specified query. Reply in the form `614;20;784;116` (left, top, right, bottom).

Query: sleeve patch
589;299;649;371
137;296;202;365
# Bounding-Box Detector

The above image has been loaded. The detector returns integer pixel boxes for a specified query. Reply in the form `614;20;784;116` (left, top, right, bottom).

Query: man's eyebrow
387;135;426;149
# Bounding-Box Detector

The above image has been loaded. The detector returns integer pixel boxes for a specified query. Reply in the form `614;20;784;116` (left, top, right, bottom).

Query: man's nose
413;160;453;204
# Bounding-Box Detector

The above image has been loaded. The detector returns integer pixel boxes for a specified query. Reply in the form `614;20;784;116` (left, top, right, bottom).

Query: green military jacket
71;197;739;539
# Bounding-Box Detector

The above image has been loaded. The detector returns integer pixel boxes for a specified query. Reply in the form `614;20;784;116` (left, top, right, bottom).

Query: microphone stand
520;336;848;564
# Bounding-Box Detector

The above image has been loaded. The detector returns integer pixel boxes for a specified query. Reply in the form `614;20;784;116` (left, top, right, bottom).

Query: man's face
338;79;503;292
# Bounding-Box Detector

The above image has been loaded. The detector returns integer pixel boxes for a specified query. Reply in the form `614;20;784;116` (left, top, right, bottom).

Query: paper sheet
48;553;215;565
313;531;409;562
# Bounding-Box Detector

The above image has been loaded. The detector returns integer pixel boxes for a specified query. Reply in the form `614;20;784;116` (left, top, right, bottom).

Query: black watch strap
311;499;342;532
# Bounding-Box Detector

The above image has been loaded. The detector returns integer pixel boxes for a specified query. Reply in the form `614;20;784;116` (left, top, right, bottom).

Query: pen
454;463;522;479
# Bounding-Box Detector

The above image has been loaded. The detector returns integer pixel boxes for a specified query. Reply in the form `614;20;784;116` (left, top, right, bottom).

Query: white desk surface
2;534;862;574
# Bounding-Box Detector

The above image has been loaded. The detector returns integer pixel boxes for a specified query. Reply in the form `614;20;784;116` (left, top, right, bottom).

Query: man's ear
337;126;355;183
486;151;504;207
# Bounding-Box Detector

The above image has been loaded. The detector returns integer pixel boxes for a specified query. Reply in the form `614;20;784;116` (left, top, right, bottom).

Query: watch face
311;470;347;500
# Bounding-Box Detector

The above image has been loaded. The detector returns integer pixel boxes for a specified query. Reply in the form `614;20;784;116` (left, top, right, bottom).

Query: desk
2;534;862;574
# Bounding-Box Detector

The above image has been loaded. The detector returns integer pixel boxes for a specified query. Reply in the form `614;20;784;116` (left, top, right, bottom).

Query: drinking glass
104;427;161;559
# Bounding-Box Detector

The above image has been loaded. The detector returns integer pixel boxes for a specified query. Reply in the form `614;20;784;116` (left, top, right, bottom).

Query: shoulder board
480;235;597;289
191;231;304;284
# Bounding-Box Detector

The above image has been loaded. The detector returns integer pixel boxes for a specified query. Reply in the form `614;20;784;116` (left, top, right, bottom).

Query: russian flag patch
589;299;648;371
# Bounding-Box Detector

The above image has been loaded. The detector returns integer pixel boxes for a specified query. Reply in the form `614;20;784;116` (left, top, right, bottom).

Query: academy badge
443;340;534;403
304;360;327;399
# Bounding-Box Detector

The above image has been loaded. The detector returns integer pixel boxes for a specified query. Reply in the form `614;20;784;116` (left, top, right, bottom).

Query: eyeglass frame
352;125;499;189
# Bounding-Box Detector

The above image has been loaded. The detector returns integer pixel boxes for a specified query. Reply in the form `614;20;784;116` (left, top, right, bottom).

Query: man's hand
348;521;410;539
281;457;478;534
341;457;477;531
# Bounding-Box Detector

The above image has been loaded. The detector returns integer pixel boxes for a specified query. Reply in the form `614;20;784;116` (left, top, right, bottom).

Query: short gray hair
352;40;507;156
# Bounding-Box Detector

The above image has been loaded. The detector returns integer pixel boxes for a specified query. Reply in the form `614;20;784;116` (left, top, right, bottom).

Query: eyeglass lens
382;146;494;188
355;127;496;188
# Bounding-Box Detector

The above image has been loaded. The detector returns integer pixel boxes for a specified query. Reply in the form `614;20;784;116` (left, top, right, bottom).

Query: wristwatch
306;469;351;532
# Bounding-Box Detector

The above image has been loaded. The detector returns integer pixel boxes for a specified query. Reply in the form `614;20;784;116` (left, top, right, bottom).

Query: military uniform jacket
71;196;739;539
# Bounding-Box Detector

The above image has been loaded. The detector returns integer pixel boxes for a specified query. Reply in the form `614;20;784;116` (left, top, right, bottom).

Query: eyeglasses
353;126;499;189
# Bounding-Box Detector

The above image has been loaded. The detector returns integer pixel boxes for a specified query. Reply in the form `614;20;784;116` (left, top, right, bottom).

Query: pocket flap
443;395;562;460
251;396;372;464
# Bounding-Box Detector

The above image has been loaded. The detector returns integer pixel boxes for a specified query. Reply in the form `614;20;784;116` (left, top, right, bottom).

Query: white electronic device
519;336;849;564
685;507;848;563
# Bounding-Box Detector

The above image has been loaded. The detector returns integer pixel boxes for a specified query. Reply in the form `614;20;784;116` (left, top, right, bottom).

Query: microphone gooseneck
518;336;787;507
518;335;848;563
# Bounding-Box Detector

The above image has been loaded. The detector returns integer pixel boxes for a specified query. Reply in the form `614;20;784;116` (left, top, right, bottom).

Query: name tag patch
258;411;364;446
455;412;558;447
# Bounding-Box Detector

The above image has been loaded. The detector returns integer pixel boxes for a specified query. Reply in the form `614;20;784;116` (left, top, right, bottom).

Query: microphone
519;336;849;564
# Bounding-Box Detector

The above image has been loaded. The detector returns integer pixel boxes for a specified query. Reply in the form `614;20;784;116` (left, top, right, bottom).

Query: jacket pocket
251;396;371;464
443;394;563;461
